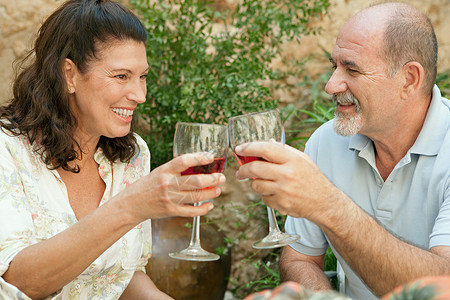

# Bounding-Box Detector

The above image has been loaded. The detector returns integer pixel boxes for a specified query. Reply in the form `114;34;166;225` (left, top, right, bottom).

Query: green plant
246;257;282;291
229;250;283;297
282;64;334;150
436;69;450;98
324;247;338;289
130;0;330;169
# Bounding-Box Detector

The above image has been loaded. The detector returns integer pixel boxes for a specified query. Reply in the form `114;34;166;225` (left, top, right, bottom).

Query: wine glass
228;110;300;249
169;122;228;261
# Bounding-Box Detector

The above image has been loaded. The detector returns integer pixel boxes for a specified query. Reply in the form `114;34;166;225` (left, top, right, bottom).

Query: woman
0;0;224;299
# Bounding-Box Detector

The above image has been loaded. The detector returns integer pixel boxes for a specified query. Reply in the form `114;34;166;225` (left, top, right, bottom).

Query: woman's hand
120;152;226;223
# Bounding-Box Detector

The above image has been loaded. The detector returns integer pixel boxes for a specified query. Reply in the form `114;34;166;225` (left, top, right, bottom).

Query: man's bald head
345;2;438;95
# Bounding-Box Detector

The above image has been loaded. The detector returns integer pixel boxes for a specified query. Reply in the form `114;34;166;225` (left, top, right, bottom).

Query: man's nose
325;69;348;95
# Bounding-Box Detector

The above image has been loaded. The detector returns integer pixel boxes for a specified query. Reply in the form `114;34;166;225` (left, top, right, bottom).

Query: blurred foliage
437;70;450;98
130;0;330;169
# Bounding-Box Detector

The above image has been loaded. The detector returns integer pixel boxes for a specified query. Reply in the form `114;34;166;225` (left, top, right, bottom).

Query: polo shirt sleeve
285;216;329;256
429;178;450;248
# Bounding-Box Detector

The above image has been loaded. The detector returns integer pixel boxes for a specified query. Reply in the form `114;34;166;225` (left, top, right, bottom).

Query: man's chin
333;119;362;136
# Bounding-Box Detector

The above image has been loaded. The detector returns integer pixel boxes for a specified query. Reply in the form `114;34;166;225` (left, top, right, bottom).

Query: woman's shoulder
0;127;42;173
130;133;151;172
0;126;30;150
133;133;148;148
132;133;150;156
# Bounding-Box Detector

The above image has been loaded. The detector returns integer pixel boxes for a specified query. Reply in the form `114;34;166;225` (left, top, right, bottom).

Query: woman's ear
400;61;424;99
64;58;77;94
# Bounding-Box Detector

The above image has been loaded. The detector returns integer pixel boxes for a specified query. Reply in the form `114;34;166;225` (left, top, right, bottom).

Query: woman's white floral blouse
0;130;152;299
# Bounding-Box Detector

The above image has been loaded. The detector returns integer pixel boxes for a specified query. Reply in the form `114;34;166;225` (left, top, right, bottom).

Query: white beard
332;92;362;136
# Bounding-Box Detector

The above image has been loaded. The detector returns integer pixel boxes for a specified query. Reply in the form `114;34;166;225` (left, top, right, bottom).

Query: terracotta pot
146;217;232;300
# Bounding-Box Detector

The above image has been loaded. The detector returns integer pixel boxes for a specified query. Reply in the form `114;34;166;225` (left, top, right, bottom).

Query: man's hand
234;141;339;224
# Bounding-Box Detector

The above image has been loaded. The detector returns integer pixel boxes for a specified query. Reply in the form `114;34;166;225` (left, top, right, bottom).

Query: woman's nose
128;80;147;104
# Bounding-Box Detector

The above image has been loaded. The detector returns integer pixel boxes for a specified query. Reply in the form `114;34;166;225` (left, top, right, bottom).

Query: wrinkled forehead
331;9;389;63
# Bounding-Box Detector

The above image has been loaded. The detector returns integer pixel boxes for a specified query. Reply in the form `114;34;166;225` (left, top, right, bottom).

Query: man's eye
140;74;148;80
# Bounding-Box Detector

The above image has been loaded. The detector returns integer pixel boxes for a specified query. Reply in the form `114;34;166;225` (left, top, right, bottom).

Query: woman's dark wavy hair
0;0;147;173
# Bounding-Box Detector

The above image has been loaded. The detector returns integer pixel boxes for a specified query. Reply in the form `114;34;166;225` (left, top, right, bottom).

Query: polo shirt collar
410;85;449;155
348;85;449;156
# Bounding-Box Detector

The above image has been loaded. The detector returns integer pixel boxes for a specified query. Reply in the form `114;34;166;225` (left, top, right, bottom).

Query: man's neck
370;95;431;181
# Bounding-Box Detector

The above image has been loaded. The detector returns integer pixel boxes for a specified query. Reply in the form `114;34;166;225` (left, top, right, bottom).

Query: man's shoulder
308;120;334;141
304;120;360;164
307;120;351;148
440;96;450;110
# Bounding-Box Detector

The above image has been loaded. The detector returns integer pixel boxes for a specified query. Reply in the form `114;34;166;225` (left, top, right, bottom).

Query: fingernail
208;203;214;211
235;145;242;153
215;187;221;196
219;174;226;183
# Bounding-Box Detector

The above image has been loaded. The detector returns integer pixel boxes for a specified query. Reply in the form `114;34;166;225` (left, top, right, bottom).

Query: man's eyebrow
342;60;359;68
329;57;360;69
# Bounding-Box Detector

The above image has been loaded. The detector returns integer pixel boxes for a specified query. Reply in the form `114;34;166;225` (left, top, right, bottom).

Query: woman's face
67;39;148;144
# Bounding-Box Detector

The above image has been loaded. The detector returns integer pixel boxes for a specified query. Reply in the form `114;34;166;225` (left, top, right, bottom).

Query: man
234;2;450;299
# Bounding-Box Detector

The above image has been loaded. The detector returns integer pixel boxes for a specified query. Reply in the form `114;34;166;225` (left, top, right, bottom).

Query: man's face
325;15;404;138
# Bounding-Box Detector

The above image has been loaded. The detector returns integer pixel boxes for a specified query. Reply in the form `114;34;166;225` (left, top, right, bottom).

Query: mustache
332;92;359;105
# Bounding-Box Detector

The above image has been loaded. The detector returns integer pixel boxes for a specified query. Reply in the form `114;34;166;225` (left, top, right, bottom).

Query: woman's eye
140;74;148;80
115;74;127;80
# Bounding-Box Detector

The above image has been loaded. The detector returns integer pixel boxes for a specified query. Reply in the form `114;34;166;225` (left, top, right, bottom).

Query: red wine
181;157;227;175
235;154;267;166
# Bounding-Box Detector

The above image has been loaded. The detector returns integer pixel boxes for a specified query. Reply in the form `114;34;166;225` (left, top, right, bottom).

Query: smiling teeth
112;108;134;118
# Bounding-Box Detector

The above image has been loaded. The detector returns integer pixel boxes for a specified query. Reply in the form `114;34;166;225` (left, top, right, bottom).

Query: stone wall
1;0;449;106
0;0;56;104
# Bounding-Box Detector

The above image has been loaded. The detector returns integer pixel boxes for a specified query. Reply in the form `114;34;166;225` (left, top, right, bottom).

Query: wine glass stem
189;202;202;248
267;206;282;233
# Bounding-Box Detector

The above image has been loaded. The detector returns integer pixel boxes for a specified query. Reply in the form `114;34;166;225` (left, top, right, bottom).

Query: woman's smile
112;107;135;123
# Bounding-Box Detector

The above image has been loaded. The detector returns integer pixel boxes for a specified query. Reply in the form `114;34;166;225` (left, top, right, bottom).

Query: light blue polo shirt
285;85;450;300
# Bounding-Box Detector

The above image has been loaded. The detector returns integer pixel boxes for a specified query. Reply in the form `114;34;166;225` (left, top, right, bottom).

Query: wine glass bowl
169;122;229;261
228;110;300;249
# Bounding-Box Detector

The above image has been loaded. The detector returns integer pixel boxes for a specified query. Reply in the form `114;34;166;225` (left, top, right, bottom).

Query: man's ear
400;61;424;99
64;58;77;94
